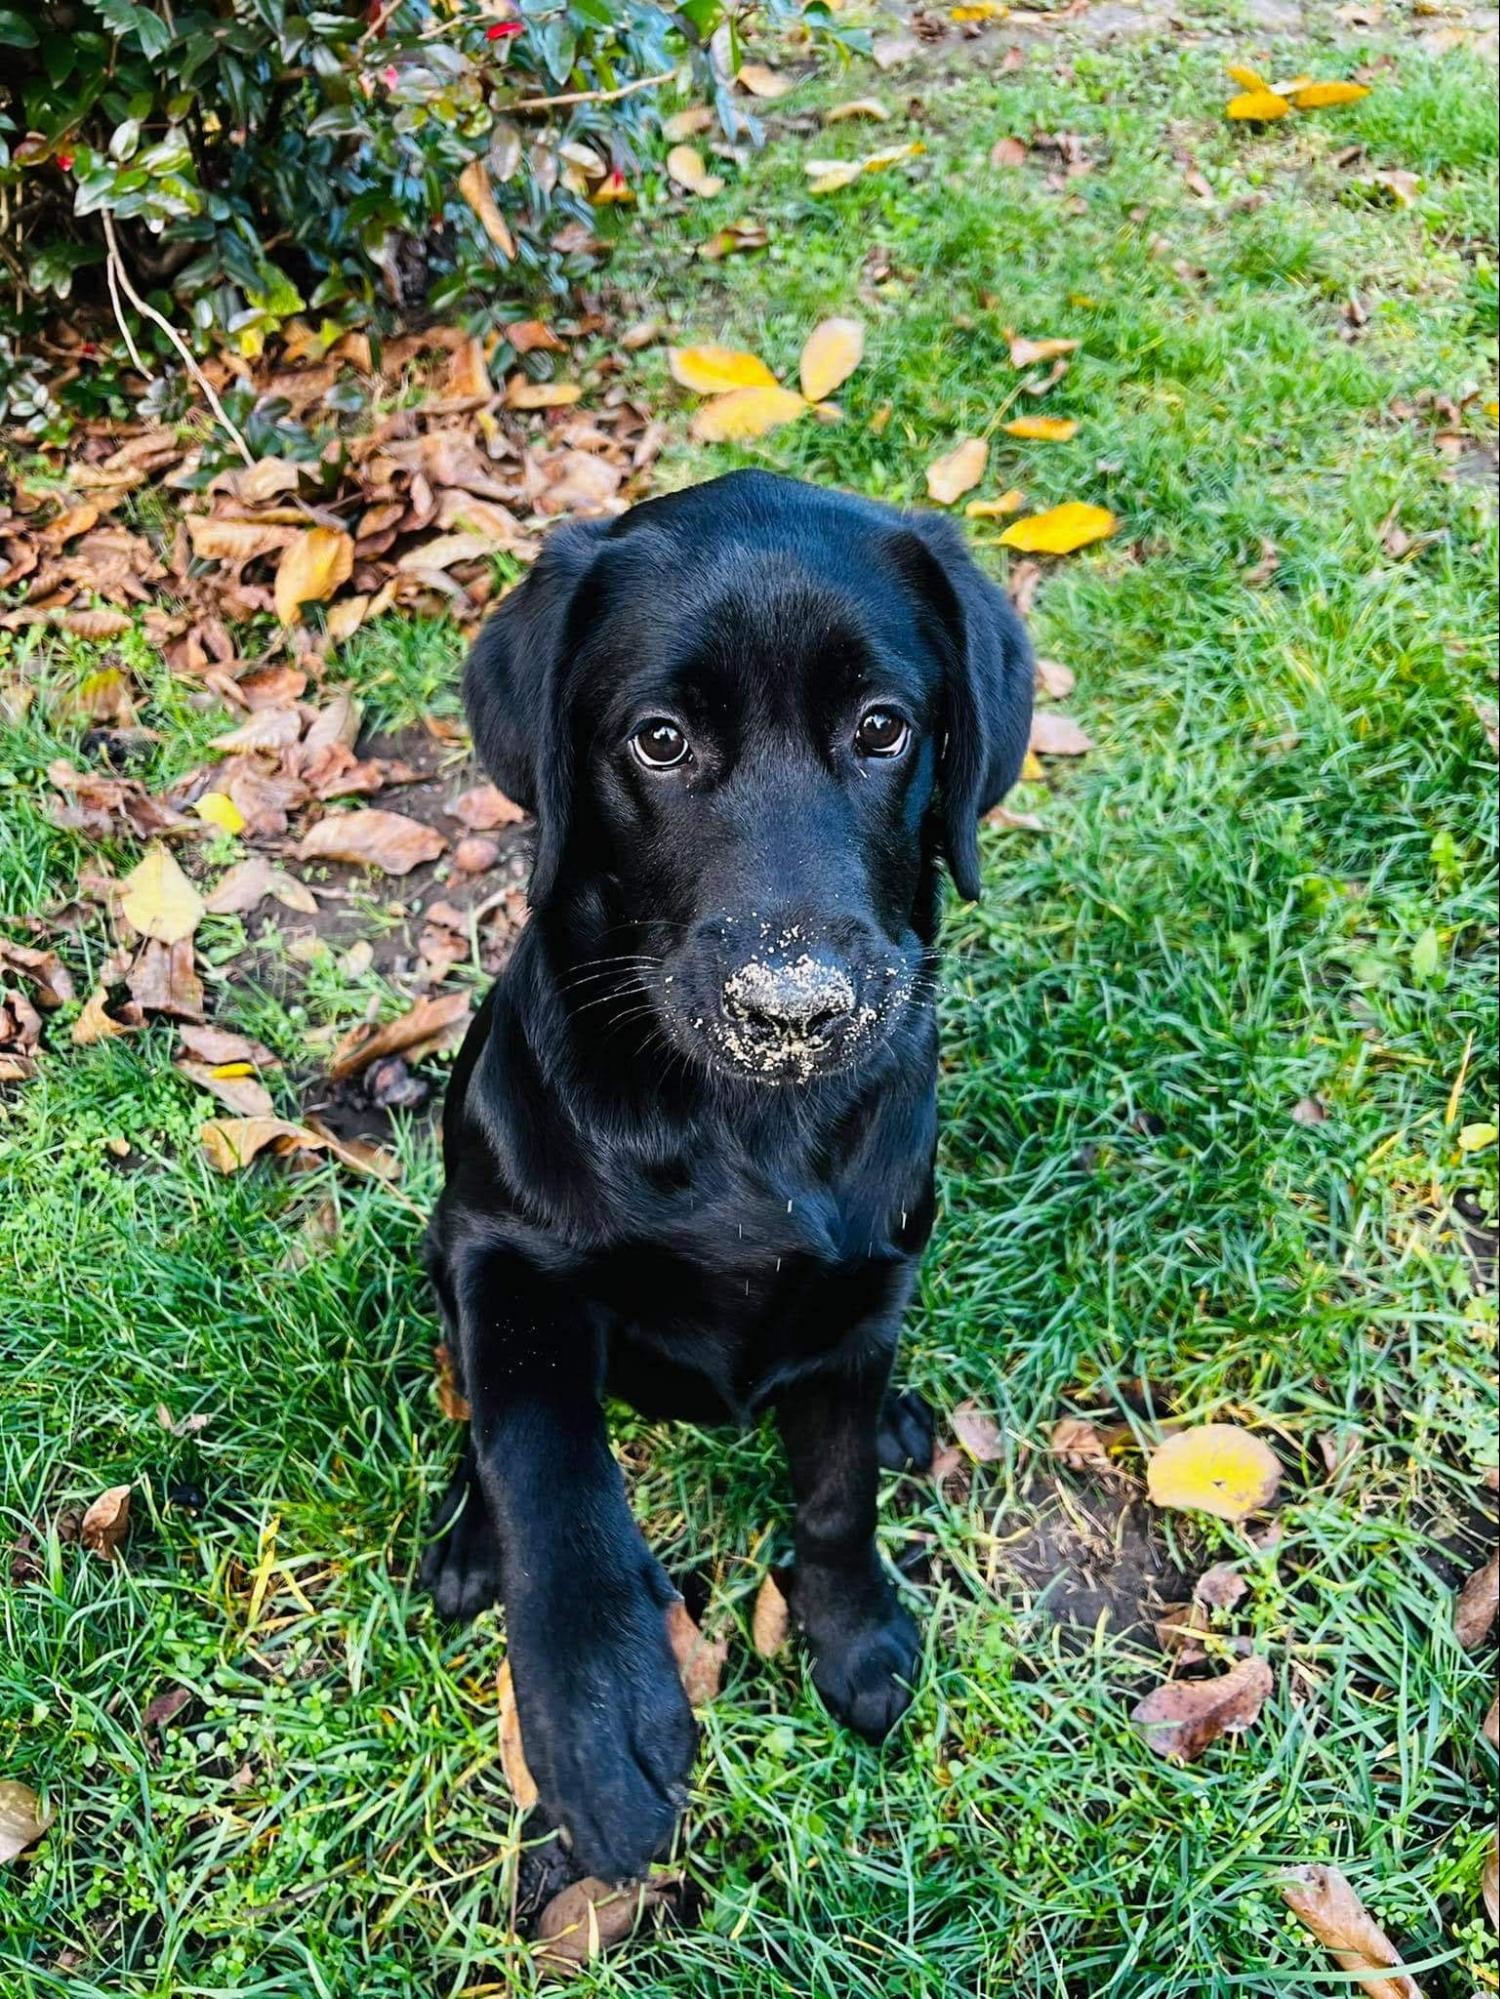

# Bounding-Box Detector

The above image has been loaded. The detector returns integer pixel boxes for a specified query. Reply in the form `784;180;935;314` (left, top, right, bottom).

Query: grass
2;8;1498;1993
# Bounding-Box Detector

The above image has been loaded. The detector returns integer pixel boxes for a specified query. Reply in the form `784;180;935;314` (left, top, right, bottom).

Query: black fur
425;471;1032;1881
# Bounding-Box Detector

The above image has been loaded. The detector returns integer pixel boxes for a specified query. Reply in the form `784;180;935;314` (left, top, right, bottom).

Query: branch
507;68;675;113
101;210;257;468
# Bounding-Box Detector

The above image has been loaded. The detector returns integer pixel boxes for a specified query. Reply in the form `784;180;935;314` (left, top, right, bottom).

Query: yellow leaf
925;437;988;505
1227;89;1291;121
951;0;1007;16
273;526;354;628
1459;1122;1498;1153
824;98;891;124
668;345;780;394
966;488;1026;518
1289;79;1371;108
666;144;725;198
806;160;865;195
120;844;205;945
862;141;923;171
799;317;865;401
998;501;1117;555
1020;750;1045;782
505;379;582;410
1226;63;1271;90
737;62;795;99
193;792;246;837
1146;1424;1282;1522
1008;334;1080;368
1002;415;1080;441
456;158;516;260
689;384;809;443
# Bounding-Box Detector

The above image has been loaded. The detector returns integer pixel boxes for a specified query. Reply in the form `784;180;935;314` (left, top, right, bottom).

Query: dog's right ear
463;517;606;903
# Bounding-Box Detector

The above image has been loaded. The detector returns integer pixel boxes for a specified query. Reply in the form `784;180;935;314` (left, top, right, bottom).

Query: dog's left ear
463;516;608;904
886;515;1035;901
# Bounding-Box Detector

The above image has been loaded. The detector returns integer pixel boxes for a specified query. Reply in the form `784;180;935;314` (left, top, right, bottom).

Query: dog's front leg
777;1347;922;1741
438;1247;696;1882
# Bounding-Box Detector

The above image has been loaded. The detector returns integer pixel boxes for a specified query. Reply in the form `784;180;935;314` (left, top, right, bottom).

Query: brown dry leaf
534;1875;671;1975
751;1572;790;1659
662;106;714;141
506;379;582;411
213;458;303;506
450;783;526;831
1050;1416;1111;1470
1035;656;1076;700
204;857;315;917
80;1484;132;1561
0;940;75;1009
986;804;1045;833
176;1060;275;1119
1292;1095;1329;1126
434;1343;471;1423
1003;416;1079;442
737;62;795;99
1131;1653;1273;1762
273;528;354;628
926;438;988;505
1147;1425;1282;1522
186;517;298;567
1454;1551;1499;1649
1484;1696;1499;1750
666;144;725;199
496;1657;538;1809
665;1596;728;1706
200;1117;322;1173
126;938;204;1022
119;845;205;945
1029;711;1093;757
1484;1835;1498;1929
799;318;865;402
457;157;517;260
991;136;1028;168
998;503;1117;556
826;98;891;124
1194;1562;1249;1612
952;1400;1004;1462
690;385;808;444
296;809;445;876
668;346;780;395
329;990;471;1081
1008;334;1080;369
0;1779;52;1865
301;1118;399;1182
1280;1865;1424;1998
71;983;141;1047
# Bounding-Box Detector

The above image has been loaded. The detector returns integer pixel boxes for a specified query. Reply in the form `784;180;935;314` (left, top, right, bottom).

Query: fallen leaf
668;345;779;395
965;488;1026;519
273;528;354;628
71;983;141;1046
1029;710;1093;756
506;379;582;411
329;990;471;1081
799;317;865;402
142;1685;193;1735
127;938;204;1021
698;219;772;261
497;1657;538;1809
985;803;1045;832
826;98;891;124
1368;169;1419;206
1226;62;1272;90
1002;416;1079;442
1131;1654;1273;1762
80;1485;131;1560
690;385;808;443
662;106;714;142
1290;80;1371;108
120;845;205;945
926;437;988;504
192;792;246;836
458;157;517;259
1008;335;1080;369
998;502;1117;555
175;1059;274;1118
1484;1696;1499;1750
1292;1095;1329;1126
534;1875;672;1973
0;940;75;1009
1050;1416;1111;1470
1194;1562;1249;1612
1034;656;1076;699
296;809;445;876
751;1573;790;1658
1227;89;1292;121
666;144;725;198
991;136;1028;168
200;1117;321;1173
434;1343;471;1423
665;1596;727;1706
1455;1552;1498;1649
0;1781;52;1866
449;783;525;831
871;32;921;68
952;1399;1004;1461
1147;1424;1282;1522
737;62;795;98
1280;1865;1425;1998
805;160;864;195
178;1023;280;1071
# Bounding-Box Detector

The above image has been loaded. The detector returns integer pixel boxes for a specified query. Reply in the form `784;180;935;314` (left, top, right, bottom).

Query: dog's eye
631;719;691;770
854;708;910;759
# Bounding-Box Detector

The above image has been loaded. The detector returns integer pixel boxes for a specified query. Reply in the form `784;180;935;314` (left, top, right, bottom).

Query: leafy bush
0;0;854;385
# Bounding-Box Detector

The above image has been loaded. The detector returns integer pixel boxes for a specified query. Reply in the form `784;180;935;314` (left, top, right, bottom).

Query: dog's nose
723;956;856;1043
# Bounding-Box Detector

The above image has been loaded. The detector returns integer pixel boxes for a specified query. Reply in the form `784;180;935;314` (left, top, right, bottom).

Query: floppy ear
887;515;1035;902
463;516;607;904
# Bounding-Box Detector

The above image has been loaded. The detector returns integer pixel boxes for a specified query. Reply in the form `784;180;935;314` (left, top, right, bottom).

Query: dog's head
465;471;1033;1084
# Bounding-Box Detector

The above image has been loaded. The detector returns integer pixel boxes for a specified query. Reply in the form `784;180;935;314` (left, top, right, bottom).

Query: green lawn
3;8;1498;1994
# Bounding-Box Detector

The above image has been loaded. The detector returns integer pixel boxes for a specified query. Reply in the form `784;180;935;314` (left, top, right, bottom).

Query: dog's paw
420;1462;504;1623
792;1568;921;1742
876;1387;935;1473
510;1578;698;1883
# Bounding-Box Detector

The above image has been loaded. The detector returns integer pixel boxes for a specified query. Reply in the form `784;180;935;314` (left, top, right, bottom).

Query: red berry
485;19;522;36
56;152;74;171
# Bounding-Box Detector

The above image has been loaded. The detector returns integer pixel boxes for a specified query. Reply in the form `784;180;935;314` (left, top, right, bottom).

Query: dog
421;468;1033;1883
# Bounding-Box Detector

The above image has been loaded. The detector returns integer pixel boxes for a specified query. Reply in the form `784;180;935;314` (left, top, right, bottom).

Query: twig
507;67;675;113
101;210;257;468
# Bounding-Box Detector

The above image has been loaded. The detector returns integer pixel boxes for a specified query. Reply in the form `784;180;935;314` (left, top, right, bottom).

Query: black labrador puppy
422;468;1033;1881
